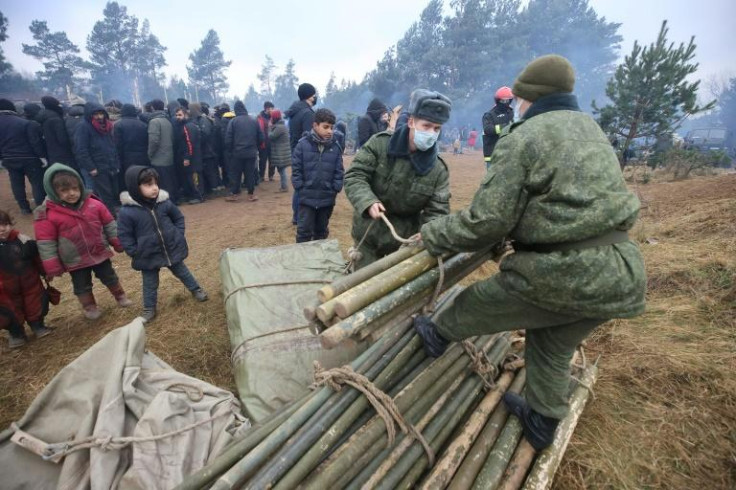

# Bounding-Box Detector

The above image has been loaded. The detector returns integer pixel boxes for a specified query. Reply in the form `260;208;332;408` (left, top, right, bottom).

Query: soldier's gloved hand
368;202;386;220
413;315;449;358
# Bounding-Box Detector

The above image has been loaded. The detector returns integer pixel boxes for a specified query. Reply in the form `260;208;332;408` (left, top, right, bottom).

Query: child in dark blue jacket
117;165;208;322
291;108;344;243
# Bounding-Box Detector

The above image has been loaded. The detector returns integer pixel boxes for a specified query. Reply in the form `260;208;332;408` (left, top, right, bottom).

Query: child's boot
78;292;102;320
141;307;156;323
192;288;209;302
7;321;28;349
29;320;53;339
108;283;133;307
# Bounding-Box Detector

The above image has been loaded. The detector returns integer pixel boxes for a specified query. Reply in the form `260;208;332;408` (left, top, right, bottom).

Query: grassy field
0;155;733;488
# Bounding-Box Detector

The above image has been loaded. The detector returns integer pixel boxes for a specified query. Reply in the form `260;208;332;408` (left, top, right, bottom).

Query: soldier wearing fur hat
412;55;647;451
344;89;452;269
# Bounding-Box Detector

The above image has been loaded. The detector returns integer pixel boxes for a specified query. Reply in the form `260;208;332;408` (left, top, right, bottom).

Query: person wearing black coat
190;103;222;193
357;98;388;148
285;83;318;223
291;109;344;243
0;99;47;214
40;96;77;169
224;101;264;201
115;104;149;171
172;107;204;204
74;102;121;214
117;165;207;322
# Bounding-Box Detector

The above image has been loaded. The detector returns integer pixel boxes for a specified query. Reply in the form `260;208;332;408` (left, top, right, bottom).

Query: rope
224;280;332;303
422;256;445;315
570;375;596;400
25;386;238;461
312;361;435;465
461;341;497;390
345;213;424;273
378;214;414;245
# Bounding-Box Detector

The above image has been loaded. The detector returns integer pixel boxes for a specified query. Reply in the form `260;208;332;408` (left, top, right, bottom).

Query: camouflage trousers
435;274;606;419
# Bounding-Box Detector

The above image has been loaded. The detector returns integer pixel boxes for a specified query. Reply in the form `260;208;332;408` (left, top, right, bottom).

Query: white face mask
513;98;526;121
413;129;439;151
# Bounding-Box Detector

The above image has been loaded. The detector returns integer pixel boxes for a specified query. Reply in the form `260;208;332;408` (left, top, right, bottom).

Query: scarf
91;117;113;135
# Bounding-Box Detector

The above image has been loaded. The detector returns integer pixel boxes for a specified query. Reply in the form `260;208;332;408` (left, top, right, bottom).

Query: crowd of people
1;54;647;454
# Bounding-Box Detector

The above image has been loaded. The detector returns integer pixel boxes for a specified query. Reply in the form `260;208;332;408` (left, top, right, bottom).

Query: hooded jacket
33;164;122;277
74;102;119;173
117;166;189;271
482;103;514;157
268;120;292;169
0;110;45;163
284;100;315;150
225;107;264;160
292;131;344;208
147;111;175;167
190;105;217;161
422;93;646;319
114;104;149;169
358;98;387;148
38;101;75;166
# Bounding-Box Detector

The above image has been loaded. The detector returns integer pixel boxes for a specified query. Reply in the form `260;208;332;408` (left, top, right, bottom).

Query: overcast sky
2;0;734;99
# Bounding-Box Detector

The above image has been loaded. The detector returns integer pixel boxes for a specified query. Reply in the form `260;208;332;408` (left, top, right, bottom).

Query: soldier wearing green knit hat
413;55;646;450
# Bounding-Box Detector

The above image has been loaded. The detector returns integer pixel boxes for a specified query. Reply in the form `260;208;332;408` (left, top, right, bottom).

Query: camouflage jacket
422;94;646;319
344;130;450;258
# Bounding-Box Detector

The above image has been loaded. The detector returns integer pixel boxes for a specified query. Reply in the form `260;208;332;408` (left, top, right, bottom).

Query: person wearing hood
64;98;93;189
344;89;452;269
482;86;515;168
224;101;264;202
268;109;292;192
39;96;77;170
357;98;388;148
74;102;122;215
334;120;347;154
172;106;204;204
33;163;131;320
291;108;344;243
257;101;274;183
412;55;646;451
147;99;178;203
117;166;208;323
114;103;150;177
190;102;223;193
212;103;232;188
0;99;47;215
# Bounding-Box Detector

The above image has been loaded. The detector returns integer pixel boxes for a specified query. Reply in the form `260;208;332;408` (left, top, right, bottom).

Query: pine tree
0;11;11;76
594;20;716;165
134;19;167;102
717;77;736;136
244;84;260;113
21;20;90;96
257;55;276;100
87;1;140;101
273;59;299;110
187;29;231;104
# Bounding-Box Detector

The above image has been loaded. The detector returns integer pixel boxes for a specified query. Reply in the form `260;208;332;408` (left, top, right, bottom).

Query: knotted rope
461;340;497;390
345;213;422;273
312;361;435;465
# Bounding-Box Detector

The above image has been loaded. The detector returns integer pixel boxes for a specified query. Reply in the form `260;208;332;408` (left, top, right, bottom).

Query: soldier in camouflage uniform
344;89;452;269
413;55;647;450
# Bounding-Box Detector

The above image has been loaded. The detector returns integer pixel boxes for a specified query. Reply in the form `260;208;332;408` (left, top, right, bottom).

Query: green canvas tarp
220;239;368;423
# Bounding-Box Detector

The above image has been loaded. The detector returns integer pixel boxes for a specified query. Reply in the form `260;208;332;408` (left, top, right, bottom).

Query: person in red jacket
0;209;53;348
33;164;131;320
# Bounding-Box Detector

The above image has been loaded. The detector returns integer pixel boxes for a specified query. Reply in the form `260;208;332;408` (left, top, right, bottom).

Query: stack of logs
175;245;598;490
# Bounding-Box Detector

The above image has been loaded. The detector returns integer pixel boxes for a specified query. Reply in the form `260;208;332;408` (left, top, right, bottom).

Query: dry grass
0;156;734;488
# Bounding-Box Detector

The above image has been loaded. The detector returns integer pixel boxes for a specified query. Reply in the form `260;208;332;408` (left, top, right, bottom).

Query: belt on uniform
514;230;630;253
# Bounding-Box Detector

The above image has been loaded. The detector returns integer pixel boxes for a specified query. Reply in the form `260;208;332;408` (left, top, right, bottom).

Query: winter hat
408;89;452;124
233;100;247;114
41;95;63;113
0;98;16;111
121;103;138;117
367;98;388;120
297;83;316;101
513;54;575;102
24;103;42;119
270;109;282;122
177;98;189;110
189;102;202;118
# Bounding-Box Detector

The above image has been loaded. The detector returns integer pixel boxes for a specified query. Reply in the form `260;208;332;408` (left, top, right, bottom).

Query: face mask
413;129;439;151
513;99;524;121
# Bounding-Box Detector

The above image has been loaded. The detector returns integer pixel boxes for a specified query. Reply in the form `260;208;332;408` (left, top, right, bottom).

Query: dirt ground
0;153;734;489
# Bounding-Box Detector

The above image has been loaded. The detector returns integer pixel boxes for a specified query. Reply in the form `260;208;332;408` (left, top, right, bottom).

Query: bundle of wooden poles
306;244;501;348
175;273;598;489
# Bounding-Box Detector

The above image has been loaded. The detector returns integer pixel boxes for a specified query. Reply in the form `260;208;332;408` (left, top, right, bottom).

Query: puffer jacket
33;164;122;277
0;229;46;325
74;102;119;172
268;121;292;168
117;166;189;271
114;104;150;170
0;110;45;161
291;130;344;208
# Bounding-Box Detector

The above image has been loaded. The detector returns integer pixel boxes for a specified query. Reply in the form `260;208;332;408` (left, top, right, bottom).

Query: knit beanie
513;55;575;102
408;89;452;124
177;98;189;110
297;83;316;101
0;98;16;111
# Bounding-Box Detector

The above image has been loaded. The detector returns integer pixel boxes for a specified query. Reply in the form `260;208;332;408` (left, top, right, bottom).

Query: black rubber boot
503;392;560;451
413;315;450;358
